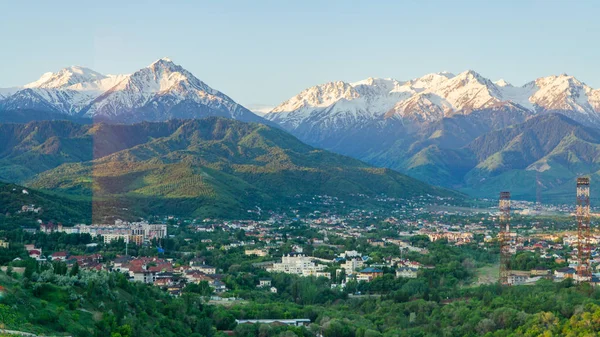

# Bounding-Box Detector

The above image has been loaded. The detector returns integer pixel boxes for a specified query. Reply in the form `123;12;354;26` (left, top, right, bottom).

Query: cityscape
2;1;600;336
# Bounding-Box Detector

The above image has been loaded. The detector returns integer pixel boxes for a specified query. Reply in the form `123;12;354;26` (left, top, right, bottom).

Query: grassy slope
0;181;90;224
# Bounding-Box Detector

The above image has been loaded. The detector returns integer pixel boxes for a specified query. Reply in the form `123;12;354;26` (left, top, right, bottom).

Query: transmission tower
576;177;591;281
499;191;511;285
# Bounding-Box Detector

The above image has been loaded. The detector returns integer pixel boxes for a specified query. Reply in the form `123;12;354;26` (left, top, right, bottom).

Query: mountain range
0;58;263;124
0;118;457;219
263;71;600;200
3;60;600;201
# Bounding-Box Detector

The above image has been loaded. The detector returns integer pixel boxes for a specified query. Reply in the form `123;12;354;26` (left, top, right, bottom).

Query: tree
70;262;80;276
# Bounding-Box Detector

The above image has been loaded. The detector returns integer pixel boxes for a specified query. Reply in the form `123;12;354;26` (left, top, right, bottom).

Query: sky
1;0;599;108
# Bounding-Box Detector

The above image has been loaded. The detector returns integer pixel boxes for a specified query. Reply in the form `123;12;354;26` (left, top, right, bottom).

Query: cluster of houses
40;220;167;245
261;247;424;285
19;245;228;296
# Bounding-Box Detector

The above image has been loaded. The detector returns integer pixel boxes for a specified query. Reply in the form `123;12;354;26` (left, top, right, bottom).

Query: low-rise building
357;267;383;282
530;267;551;277
132;270;157;284
554;267;576;279
51;251;68;261
189;263;216;275
396;267;418;279
258;278;272;287
245;249;268;257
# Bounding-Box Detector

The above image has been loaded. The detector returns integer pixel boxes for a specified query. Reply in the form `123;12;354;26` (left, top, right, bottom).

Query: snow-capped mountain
0;59;263;124
24;66;107;89
265;70;600;135
264;70;600;199
267;77;412;134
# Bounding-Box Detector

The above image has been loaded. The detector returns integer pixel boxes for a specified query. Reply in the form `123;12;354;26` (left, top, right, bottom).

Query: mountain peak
494;79;512;87
24;66;106;89
455;70;487;82
149;57;174;66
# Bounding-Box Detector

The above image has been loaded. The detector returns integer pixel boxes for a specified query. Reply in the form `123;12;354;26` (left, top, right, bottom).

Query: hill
0;181;90;224
389;113;600;200
461;114;600;200
0;118;459;219
0;267;225;337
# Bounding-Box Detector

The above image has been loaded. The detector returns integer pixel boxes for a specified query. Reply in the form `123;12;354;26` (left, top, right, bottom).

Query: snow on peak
268;70;544;130
0;59;254;122
407;72;455;91
82;58;244;119
24;66;107;89
148;57;176;68
265;77;415;131
494;79;512;87
530;74;596;114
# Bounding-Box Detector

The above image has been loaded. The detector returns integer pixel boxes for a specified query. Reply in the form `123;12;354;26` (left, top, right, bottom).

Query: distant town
5;192;600;303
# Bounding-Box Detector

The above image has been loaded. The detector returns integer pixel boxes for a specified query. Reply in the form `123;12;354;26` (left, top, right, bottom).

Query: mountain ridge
0;117;460;218
0;59;264;125
265;71;600;130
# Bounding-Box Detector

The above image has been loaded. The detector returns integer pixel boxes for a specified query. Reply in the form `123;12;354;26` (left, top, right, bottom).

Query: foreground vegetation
3;231;600;336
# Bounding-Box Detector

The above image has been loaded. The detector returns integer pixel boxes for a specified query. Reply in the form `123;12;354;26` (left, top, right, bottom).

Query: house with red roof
28;249;42;259
51;251;68;261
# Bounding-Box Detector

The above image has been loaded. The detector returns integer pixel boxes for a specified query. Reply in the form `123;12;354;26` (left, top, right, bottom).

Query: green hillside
0;181;89;224
0;265;225;337
0;118;459;219
355;113;600;201
460;114;600;200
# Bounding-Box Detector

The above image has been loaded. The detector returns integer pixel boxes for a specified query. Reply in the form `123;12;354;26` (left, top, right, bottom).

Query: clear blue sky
1;0;599;107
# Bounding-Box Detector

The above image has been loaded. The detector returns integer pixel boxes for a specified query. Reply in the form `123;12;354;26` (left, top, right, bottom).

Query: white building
268;254;326;276
73;221;167;244
339;250;360;259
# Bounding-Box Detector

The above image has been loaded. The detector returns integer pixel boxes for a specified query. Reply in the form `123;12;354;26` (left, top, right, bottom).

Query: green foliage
0;264;224;337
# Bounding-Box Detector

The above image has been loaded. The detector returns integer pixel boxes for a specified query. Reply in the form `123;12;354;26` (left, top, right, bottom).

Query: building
245;249;268;257
427;232;473;243
51;251;68;261
530;267;551;277
189;263;216;275
101;233;127;244
132;270;157;284
40;222;59;234
341;258;364;275
258;278;272;287
235;319;311;327
268;253;326;276
396;267;418;279
211;280;228;293
339;250;361;259
357;267;383;282
554;267;576;279
507;272;529;285
59;221;167;244
0;239;9;249
303;270;331;279
28;249;42;259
